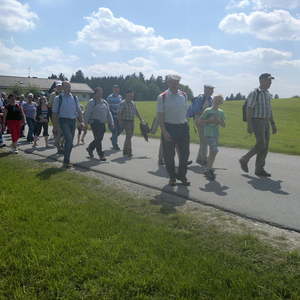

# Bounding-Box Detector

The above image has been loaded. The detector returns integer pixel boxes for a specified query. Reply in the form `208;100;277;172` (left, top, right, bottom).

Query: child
198;95;225;180
77;105;87;145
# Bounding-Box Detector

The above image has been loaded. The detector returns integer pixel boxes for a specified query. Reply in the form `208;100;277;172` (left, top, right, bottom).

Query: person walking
22;93;37;143
239;73;277;177
107;84;122;150
85;87;114;160
33;96;50;148
157;74;190;186
52;81;84;168
2;94;26;153
118;89;144;157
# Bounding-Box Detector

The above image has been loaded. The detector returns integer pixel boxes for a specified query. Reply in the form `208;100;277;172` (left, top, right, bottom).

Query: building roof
0;75;93;93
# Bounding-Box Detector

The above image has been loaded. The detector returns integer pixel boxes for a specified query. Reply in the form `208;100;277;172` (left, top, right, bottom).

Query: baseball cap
204;84;215;89
259;73;275;80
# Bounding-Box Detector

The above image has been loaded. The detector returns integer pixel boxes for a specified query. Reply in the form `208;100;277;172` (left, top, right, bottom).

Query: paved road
11;131;300;232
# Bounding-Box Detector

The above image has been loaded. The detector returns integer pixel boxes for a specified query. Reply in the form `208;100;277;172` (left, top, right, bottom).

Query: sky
0;0;300;97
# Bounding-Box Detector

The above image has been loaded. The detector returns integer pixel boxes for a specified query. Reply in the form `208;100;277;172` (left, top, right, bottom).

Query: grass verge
1;154;300;299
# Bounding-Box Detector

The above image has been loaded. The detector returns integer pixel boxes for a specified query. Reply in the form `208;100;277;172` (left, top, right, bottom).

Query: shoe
62;163;72;169
14;148;19;154
187;160;193;166
255;170;271;177
176;175;191;186
196;159;207;167
113;145;121;151
239;158;249;173
86;147;94;158
204;169;216;181
169;178;176;186
99;156;107;161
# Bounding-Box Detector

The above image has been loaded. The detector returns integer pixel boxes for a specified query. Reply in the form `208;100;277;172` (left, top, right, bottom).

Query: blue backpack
187;96;203;118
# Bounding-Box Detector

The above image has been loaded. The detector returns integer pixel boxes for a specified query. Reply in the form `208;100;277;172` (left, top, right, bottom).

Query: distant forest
48;70;194;101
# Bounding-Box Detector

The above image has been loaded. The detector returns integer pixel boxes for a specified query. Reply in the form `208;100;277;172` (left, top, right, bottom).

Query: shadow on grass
36;167;65;180
200;180;230;196
242;174;290;195
0;151;12;158
151;184;189;214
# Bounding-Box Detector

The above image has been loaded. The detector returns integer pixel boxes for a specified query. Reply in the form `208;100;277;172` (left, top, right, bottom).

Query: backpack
242;89;260;122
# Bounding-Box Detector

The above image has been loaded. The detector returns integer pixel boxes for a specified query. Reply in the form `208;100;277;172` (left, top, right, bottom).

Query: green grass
1;154;300;299
134;98;300;155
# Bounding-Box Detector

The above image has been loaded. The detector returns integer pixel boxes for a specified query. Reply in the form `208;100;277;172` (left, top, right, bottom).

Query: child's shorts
206;137;219;153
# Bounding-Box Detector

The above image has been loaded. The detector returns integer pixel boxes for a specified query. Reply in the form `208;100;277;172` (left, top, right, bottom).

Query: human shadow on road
150;184;189;214
148;166;169;178
36;167;65;180
200;180;229;196
188;165;206;174
242;174;289;195
111;156;150;164
74;159;108;171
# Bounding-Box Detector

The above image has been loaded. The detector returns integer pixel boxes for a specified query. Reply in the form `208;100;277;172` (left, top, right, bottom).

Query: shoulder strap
58;94;63;115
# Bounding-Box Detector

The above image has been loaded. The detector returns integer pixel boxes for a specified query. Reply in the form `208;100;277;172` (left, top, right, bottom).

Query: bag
242;89;260;122
187;97;202;118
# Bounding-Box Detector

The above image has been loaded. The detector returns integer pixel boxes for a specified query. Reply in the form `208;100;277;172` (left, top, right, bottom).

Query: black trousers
87;120;106;157
161;123;190;179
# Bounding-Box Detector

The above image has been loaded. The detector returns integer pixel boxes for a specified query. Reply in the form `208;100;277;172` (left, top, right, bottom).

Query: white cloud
0;0;38;31
227;0;300;10
219;10;300;40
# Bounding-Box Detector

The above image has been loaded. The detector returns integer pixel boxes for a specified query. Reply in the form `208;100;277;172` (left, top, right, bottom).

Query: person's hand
163;130;172;142
247;124;253;134
271;123;277;134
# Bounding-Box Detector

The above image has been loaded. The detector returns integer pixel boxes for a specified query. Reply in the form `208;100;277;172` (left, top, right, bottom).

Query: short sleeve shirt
247;88;272;119
157;89;188;124
200;107;225;137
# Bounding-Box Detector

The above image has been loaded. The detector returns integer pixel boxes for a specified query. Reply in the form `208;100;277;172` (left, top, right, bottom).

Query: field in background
134;98;300;156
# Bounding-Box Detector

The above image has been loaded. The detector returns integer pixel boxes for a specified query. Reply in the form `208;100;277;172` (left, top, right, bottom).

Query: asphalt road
9;130;300;232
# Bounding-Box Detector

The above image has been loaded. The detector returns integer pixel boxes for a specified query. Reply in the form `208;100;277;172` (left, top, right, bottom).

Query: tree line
49;70;194;101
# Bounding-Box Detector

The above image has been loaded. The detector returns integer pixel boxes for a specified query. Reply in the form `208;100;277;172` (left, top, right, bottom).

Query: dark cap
113;84;119;88
259;73;275;80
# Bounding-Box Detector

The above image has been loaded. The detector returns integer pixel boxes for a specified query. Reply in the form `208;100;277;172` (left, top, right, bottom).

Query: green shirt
200;107;225;137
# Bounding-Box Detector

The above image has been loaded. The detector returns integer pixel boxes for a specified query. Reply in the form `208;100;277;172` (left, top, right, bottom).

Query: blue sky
1;0;300;97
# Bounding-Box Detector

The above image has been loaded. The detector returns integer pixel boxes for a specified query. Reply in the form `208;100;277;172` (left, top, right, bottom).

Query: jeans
26;117;35;142
162;123;190;179
59;118;76;164
87;120;106;157
111;118;120;148
241;119;270;172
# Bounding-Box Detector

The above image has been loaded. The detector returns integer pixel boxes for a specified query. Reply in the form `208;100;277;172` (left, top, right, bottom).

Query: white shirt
156;89;188;124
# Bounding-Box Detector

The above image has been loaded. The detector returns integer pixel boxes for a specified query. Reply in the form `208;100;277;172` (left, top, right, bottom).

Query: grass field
134;98;300;156
1;154;300;299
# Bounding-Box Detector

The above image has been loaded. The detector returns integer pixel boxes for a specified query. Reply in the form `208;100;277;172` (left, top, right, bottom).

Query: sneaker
255;170;271;177
14;149;19;154
239;158;249;173
187;160;193;166
169;178;176;186
176;175;191;186
99;156;107;161
204;169;216;181
62;162;72;169
113;145;121;151
86;147;94;158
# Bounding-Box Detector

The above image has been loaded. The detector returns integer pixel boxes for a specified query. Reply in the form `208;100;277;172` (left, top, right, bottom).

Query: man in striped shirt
239;73;277;177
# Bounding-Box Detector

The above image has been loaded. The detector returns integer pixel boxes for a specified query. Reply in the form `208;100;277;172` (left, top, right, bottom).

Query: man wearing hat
190;84;214;166
239;73;277;177
157;74;190;186
107;84;123;150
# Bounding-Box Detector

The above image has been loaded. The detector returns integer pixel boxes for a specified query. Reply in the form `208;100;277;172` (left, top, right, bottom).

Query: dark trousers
122;120;134;155
87;120;106;157
59;118;76;164
162;123;190;179
26;117;35;142
242;119;270;172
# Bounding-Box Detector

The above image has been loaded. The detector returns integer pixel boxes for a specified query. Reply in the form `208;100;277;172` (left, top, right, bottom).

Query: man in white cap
239;73;277;177
157;74;190;186
187;84;214;166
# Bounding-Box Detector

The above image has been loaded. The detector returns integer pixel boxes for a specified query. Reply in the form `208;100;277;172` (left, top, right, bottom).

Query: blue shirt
23;102;37;119
52;93;81;119
194;94;213;113
106;93;122;119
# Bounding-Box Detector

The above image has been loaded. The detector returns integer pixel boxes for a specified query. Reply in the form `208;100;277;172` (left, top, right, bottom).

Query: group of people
0;72;277;185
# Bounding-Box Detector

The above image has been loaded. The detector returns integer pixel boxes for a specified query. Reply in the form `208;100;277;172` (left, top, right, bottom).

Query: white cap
166;74;181;81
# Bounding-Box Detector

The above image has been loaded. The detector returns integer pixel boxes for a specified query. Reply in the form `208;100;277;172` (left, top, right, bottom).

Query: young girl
76;104;87;145
3;94;26;153
33;96;50;148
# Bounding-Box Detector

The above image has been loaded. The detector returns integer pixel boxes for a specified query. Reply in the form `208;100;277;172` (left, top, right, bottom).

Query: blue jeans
26;117;35;142
59;118;76;164
110;118;121;148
